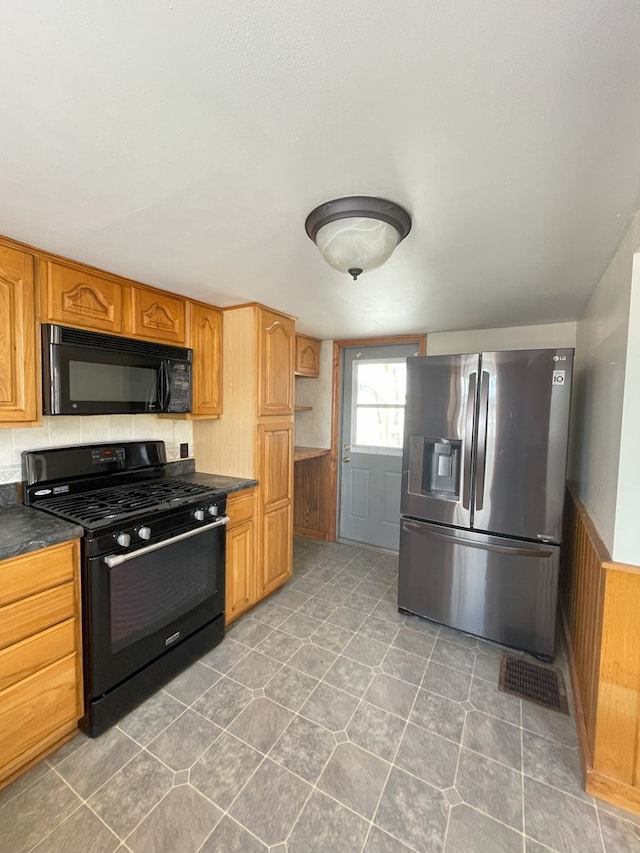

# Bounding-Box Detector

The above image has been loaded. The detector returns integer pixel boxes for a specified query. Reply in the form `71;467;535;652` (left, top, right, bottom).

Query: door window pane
351;358;407;453
356;361;407;405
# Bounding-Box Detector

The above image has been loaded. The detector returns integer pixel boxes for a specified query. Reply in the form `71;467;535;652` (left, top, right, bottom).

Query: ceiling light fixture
305;195;412;281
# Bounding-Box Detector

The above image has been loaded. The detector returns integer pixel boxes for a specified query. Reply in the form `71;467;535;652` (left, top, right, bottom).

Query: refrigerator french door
398;348;573;658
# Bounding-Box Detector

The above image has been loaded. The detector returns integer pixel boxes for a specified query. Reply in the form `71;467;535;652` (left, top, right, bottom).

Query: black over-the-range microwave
42;324;193;415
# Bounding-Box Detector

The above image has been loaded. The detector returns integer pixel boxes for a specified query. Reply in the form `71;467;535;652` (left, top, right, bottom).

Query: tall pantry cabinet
193;304;295;619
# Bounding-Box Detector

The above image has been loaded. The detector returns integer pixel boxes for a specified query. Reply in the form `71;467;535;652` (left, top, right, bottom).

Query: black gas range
23;440;228;737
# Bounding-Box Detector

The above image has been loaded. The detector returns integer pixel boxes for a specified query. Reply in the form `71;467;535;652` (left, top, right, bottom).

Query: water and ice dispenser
408;436;462;500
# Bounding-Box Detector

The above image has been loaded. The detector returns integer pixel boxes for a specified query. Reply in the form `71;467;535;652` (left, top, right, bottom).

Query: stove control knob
194;509;205;521
116;533;131;548
138;526;151;540
208;505;218;517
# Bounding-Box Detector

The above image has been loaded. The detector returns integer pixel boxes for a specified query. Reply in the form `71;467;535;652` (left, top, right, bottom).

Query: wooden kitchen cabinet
0;540;83;788
0;246;38;426
295;334;321;377
259;421;293;512
258;307;295;416
42;259;125;334
190;301;223;417
262;502;293;597
128;286;187;345
43;257;188;347
259;421;293;596
225;488;257;625
193;303;295;614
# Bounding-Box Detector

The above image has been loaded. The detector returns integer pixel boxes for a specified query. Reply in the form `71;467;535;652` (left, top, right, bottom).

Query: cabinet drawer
0;584;75;651
0;540;76;608
44;261;124;333
227;488;256;527
0;618;76;693
0;654;78;776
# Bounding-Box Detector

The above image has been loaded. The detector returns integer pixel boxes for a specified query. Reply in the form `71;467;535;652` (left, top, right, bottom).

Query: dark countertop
164;459;257;494
0;505;83;562
0;465;255;563
179;472;258;494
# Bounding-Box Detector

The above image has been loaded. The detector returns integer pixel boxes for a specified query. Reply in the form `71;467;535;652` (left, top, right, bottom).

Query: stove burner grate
35;479;220;527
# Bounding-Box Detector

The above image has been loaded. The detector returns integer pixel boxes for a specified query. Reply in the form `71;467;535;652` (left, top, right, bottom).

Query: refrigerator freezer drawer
398;518;560;658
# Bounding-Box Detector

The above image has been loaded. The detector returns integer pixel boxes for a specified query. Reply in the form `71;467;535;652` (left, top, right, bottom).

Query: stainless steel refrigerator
398;348;573;658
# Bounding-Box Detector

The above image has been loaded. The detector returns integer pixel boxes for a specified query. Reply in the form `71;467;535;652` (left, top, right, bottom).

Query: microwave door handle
157;362;170;411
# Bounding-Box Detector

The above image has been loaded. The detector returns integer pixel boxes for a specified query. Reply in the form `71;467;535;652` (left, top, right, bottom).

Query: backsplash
0;416;193;484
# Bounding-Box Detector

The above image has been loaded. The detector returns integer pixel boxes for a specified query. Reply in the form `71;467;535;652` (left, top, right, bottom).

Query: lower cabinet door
261;502;292;597
0;654;78;783
225;519;256;625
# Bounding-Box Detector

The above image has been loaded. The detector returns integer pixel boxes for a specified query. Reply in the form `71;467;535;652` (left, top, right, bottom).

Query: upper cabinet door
258;308;294;416
191;302;222;417
44;261;124;333
0;247;37;424
129;287;186;345
295;334;321;377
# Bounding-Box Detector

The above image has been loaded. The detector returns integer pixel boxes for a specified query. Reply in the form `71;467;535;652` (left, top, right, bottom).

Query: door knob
343;456;351;463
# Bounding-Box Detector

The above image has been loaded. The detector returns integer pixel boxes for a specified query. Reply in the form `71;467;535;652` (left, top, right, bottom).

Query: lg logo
553;355;567;361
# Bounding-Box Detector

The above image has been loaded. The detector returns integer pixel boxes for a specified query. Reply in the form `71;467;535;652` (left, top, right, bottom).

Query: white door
339;342;419;551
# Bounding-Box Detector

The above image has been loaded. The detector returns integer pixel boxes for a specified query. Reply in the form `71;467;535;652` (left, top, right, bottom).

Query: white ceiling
1;1;640;339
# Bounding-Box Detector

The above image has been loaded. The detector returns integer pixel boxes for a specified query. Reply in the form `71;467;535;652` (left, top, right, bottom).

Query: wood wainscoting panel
562;485;640;816
593;564;640;787
561;492;606;761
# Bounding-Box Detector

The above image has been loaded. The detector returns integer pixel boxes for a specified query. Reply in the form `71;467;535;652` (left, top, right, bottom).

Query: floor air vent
499;655;569;714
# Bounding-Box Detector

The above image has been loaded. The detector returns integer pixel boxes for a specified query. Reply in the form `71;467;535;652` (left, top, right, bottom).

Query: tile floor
2;537;640;853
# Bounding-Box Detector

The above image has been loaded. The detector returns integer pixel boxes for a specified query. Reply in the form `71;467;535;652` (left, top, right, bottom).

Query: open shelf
294;446;330;462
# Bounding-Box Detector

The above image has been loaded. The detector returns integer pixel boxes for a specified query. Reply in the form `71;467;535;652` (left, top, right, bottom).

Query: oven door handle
103;516;230;568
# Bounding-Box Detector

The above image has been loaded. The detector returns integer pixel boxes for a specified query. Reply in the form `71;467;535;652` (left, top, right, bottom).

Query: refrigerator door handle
475;370;490;510
462;372;477;509
402;522;554;558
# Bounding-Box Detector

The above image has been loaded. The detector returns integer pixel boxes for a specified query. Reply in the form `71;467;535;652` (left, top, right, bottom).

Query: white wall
0;416;193;483
426;322;577;355
613;235;640;564
570;221;635;556
294;341;333;448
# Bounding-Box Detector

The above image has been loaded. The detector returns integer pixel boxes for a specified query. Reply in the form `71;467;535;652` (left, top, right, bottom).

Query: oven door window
109;530;218;653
